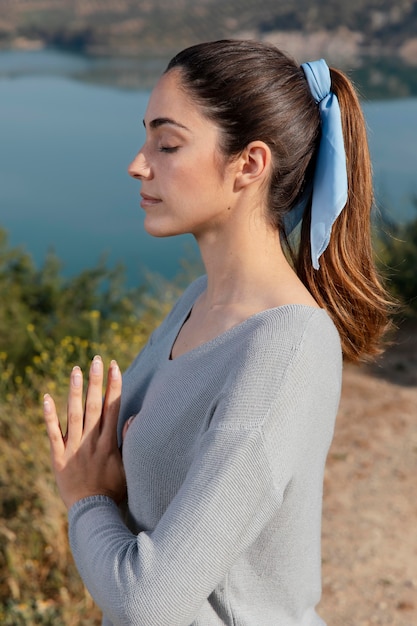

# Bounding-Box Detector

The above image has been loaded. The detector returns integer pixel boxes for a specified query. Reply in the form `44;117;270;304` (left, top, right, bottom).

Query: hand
43;356;127;510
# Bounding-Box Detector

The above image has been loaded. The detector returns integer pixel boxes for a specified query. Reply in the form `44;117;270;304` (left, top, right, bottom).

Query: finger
83;355;105;437
101;360;122;447
66;365;84;452
122;415;135;442
43;393;65;461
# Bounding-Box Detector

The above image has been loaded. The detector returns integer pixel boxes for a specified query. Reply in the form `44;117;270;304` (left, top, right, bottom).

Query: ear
234;141;272;191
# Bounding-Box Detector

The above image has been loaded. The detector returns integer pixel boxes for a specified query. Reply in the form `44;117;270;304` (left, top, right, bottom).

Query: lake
1;49;416;285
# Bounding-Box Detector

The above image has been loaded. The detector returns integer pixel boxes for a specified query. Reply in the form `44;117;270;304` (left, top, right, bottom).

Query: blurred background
1;0;417;282
0;2;416;625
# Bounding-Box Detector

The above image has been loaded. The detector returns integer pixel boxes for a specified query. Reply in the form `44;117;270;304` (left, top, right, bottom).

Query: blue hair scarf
300;59;348;269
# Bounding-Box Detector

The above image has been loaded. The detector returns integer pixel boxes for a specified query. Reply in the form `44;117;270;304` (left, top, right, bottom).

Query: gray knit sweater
68;276;342;626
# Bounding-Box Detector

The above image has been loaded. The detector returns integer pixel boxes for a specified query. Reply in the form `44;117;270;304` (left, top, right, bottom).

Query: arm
68;426;281;626
44;355;281;626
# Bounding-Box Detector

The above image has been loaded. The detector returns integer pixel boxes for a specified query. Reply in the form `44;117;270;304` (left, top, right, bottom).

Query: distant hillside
1;0;417;67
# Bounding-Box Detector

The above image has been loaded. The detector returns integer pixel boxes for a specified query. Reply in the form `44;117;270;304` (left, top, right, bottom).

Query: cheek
158;160;187;185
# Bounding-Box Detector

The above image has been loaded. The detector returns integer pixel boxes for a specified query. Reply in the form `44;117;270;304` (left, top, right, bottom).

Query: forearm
69;495;208;626
68;496;160;626
68;429;281;626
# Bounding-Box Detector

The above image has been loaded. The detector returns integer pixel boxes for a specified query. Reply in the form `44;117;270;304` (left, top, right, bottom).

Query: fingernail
43;394;51;413
92;355;102;374
72;366;82;387
110;360;120;380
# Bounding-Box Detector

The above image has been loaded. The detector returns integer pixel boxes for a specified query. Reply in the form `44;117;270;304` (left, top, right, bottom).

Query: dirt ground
318;321;417;626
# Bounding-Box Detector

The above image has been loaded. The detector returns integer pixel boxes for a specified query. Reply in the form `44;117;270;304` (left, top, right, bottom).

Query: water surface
1;50;416;284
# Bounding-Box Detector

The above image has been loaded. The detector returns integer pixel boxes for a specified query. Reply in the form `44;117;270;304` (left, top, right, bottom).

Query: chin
143;216;185;239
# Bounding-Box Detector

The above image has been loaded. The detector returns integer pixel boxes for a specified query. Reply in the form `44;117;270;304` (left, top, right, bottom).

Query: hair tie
301;59;348;269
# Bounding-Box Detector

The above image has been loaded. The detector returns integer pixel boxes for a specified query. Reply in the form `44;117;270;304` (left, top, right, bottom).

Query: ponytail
295;68;395;362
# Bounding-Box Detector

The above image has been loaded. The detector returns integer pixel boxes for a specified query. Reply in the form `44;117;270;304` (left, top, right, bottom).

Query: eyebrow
143;117;191;132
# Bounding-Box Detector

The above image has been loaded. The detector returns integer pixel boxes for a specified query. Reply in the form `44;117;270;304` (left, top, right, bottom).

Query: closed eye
158;146;180;153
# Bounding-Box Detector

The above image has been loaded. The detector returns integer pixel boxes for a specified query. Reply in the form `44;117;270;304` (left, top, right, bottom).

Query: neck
194;210;299;311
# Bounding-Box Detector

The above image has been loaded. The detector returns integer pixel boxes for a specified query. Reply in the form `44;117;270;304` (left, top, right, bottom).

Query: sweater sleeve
68;426;281;626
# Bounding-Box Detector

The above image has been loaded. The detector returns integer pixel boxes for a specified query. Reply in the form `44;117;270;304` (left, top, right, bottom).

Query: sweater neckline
168;300;324;363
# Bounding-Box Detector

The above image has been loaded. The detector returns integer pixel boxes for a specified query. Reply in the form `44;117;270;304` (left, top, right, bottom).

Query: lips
140;192;161;208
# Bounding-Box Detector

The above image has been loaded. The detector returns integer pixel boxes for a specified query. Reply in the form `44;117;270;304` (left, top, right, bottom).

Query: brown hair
166;39;394;362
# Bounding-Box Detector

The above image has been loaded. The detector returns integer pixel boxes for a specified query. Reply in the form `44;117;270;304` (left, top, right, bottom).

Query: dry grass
319;322;417;626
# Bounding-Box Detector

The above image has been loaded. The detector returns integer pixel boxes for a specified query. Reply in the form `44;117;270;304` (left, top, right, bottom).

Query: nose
128;149;152;180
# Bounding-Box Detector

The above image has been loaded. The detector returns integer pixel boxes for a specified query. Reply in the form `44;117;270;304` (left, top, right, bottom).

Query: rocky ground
318;321;417;625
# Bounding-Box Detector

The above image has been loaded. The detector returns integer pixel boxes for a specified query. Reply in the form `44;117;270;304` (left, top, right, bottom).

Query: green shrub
375;204;417;317
0;227;181;399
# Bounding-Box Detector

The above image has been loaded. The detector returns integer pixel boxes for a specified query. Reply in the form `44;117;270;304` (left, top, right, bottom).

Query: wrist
64;490;119;511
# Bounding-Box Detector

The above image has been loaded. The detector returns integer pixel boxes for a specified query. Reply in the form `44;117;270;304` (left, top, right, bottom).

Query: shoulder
235;305;341;370
251;306;342;393
209;306;341;461
211;306;341;420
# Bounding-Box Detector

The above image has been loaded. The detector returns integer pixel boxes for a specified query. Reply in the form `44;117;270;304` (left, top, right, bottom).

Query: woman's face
128;70;240;241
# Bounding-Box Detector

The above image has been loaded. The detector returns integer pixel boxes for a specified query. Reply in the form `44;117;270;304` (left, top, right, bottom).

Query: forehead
144;70;211;131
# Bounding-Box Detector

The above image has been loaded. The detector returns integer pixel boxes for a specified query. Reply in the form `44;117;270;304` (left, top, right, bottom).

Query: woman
44;40;392;625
